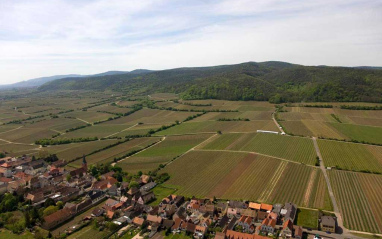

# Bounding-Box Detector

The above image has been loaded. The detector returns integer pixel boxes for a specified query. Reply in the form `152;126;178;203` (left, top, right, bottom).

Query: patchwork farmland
0;91;381;236
163;150;332;210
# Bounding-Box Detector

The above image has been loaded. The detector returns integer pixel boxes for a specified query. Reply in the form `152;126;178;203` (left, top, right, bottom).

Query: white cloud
0;0;381;84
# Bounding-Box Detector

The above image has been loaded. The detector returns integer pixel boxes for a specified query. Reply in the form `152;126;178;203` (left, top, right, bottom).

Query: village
0;154;338;239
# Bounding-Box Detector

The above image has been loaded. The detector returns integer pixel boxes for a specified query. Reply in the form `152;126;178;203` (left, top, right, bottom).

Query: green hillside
38;61;382;103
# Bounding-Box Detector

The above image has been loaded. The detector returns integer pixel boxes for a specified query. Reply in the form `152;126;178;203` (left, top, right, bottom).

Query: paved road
312;137;350;238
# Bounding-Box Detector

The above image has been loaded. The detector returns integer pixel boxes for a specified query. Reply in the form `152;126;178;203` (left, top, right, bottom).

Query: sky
0;0;381;84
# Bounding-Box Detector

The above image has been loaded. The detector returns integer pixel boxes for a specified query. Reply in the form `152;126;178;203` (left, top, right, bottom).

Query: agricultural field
156;99;275;112
0;143;39;156
0;127;57;144
154;120;278;135
191;111;272;121
202;133;317;165
163;150;331;210
57;124;133;139
117;134;211;173
278;106;382;142
105;108;195;125
318;140;382;173
329;123;382;145
69;137;159;167
41;139;120;162
112;123;163;138
329;170;382;233
61;110;114;123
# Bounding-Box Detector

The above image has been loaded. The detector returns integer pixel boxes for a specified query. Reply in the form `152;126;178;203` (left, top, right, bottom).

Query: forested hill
39;61;382;103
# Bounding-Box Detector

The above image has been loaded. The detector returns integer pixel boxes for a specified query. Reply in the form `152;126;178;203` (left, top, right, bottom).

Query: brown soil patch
207;153;257;198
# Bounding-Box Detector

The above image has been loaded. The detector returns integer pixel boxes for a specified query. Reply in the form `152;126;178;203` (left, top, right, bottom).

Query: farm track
112;136;166;166
165;134;218;167
313;137;348;235
195;148;318;167
105;123;138;138
0;126;23;135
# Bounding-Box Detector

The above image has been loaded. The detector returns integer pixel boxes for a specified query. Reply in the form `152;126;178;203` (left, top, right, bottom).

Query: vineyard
70;137;159;167
155;120;279;135
329;170;382;233
202;133;317;165
163;150;331;210
318;140;382;173
329;123;382;145
116;134;211;173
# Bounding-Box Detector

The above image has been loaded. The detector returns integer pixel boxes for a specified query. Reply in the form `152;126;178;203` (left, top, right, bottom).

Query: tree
137;171;143;176
24;211;31;228
43;206;58;217
129;181;139;189
56;201;64;209
44;198;56;207
66;174;72;182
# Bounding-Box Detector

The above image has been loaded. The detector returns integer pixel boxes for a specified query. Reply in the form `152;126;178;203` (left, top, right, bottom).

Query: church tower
82;155;88;171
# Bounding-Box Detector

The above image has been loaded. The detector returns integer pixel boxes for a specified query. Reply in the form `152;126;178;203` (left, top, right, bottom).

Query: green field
202;133;317;165
295;208;319;229
149;185;178;206
117;134;211;173
0;230;35;239
329;170;382;233
329;123;382;145
318;140;382;173
67;225;110;239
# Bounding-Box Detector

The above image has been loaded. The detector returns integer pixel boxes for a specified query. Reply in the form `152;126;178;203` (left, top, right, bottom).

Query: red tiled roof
249;202;261;210
260;203;272;211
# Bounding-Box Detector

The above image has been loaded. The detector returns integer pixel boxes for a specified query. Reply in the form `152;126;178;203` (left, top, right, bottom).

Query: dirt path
258;161;287;202
312;137;348;236
272;110;285;134
0;126;23;135
105;123;138;138
76;117;92;125
195;148;317;168
303;169;318;206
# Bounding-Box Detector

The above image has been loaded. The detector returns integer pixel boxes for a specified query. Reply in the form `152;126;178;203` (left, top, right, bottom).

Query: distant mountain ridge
38;61;382;103
0;70;151;89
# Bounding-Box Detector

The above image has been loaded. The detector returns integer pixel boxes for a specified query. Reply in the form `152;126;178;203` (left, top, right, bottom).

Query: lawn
149;185;178;206
0;230;34;239
67;224;110;239
295;208;319;229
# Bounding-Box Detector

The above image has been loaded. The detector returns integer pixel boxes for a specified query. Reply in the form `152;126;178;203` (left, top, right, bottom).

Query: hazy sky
0;0;381;84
